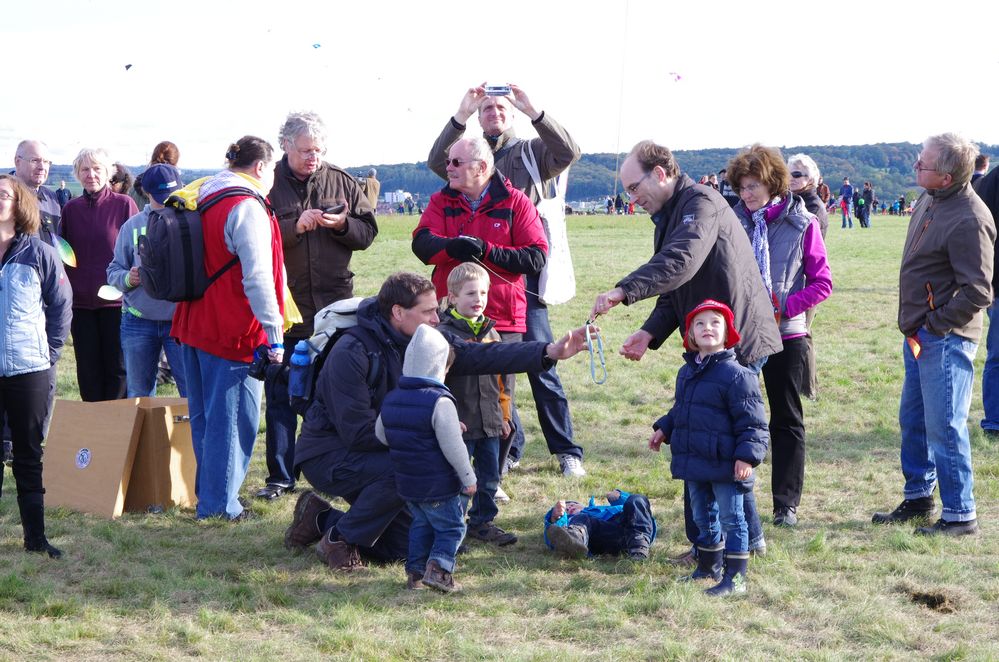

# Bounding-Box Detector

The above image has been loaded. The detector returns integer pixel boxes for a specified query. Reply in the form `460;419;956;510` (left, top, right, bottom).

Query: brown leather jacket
269;157;378;336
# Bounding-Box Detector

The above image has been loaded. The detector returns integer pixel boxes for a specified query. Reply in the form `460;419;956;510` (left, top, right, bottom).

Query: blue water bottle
288;340;312;400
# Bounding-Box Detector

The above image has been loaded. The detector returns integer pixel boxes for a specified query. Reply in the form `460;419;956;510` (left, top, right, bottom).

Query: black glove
445;235;486;262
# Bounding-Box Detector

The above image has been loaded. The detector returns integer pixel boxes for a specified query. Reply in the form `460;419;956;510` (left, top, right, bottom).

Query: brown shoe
284;490;332;552
315;532;364;572
421;559;460;593
667;547;698;567
406;571;425;590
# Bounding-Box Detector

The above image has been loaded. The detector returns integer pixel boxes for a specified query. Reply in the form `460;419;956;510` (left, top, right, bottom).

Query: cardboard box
44;398;195;518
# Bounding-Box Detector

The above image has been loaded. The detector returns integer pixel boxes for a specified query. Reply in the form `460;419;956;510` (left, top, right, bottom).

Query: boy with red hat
648;299;769;596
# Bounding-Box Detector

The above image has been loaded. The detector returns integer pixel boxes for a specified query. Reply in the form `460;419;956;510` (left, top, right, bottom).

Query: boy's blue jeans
465;436;500;527
121;311;187;397
406;495;468;575
688;480;748;553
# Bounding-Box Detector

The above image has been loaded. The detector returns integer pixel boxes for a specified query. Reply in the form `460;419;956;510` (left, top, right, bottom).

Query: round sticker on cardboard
76;448;92;469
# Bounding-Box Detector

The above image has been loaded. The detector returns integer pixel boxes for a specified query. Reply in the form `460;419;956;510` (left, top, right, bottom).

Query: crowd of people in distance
3;83;996;596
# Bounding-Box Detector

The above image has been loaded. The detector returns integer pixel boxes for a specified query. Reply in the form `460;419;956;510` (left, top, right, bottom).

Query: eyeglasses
446;158;480;168
16;156;52;168
624;171;653;198
296;147;325;159
737;182;764;194
913;158;940;173
0;192;16;201
790;171;806;178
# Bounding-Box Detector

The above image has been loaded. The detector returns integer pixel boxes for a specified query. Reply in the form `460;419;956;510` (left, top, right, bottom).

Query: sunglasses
446;158;480;168
790;171;806;178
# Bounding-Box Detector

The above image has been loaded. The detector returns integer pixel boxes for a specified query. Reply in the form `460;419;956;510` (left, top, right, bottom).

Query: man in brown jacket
256;111;379;501
427;83;585;479
873;133;994;537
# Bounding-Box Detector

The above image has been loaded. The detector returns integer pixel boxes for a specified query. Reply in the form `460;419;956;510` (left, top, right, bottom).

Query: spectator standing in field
718;169;739;207
109;164;133;197
816;177;831;206
0;175;72;559
132;141;181;211
971;153;989;185
363;168;380;210
615;193;625;215
61;148;137;401
839;177;854;228
13;140;61;246
258;111;378;502
56;181;72;209
973;162;999;437
860;181;875;228
171;136;286;521
106;164;187;398
426;83;586;477
589;140;781;561
728;144;833;527
873;133;994;536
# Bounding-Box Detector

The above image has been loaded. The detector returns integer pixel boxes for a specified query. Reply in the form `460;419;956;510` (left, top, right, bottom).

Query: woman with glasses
61;148;138;401
0;175;72;558
727;144;833;528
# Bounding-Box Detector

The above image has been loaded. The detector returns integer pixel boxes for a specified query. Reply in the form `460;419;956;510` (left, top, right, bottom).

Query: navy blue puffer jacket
654;349;769;489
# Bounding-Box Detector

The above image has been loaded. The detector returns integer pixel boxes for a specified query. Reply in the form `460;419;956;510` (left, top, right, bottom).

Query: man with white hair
427;84;586;478
13;140;61;246
258;111;379;501
873;133;995;536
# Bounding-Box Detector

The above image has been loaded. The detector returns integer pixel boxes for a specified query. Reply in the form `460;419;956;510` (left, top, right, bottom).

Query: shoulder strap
197;187;267;285
343;327;385;396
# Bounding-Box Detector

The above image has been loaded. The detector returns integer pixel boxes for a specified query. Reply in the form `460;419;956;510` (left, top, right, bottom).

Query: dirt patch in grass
902;584;959;613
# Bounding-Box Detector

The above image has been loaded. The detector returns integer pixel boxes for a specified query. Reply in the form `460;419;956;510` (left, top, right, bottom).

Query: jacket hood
357;296;410;353
403;324;451;383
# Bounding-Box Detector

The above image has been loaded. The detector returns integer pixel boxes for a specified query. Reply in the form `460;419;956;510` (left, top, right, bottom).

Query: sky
3;0;998;171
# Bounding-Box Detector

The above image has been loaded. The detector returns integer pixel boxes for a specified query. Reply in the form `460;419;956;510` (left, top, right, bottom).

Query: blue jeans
688;480;748;553
980;306;999;432
406;495;467;575
899;328;978;522
508;274;583;461
121;311;187;398
841;205;852;228
183;345;263;519
465;436;500;526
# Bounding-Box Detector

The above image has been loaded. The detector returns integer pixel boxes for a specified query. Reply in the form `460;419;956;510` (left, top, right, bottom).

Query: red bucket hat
683;299;741;351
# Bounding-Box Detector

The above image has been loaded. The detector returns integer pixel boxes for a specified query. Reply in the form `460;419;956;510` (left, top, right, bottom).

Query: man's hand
461;483;478;496
127;266;140;288
590;287;626;320
621;330;654;362
507;84;541;121
454;82;487;124
734;460;753;481
547;325;594;361
648;428;667;452
316;198;349;231
296;209;323;234
445;236;486;262
550;500;566;522
501;419;511;439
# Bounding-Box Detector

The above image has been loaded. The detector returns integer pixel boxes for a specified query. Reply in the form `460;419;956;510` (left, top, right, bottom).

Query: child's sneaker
494;485;511;502
422;560;460;593
406;571;424;590
548;524;589;558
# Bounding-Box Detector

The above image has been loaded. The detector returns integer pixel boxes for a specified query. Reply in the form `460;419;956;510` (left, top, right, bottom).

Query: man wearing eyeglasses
427;83;586;479
874;133;994;537
259;111;379;502
13;140;61;247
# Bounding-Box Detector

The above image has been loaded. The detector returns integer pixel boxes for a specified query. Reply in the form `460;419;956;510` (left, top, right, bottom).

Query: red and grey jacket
172;190;285;362
411;172;548;333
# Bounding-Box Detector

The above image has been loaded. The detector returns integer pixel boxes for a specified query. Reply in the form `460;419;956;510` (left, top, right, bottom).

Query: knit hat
683;299;740;351
403;324;452;383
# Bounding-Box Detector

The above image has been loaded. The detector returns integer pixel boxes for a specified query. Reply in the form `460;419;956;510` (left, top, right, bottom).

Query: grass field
2;211;997;661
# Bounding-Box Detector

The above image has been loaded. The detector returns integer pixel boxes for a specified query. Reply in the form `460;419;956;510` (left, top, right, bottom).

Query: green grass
2;212;998;660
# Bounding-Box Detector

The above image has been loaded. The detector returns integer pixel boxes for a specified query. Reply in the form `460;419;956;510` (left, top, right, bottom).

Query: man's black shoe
255;483;295;501
872;497;936;524
914;518;979;537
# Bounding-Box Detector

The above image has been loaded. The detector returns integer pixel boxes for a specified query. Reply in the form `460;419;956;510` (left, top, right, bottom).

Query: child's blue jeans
406;495;467;575
688;480;748;553
465;436;500;526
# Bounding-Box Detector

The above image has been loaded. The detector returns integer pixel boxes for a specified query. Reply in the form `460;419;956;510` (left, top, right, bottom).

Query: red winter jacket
172;190;285;362
411;173;548;333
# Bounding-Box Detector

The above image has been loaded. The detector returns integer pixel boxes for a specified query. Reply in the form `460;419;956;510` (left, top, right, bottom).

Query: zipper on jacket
925;282;935;310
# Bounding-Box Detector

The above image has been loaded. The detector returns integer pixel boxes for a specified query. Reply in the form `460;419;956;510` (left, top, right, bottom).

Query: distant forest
35;141;997;205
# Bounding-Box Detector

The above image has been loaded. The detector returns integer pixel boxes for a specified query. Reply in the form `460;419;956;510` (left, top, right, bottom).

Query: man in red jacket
412;136;548;454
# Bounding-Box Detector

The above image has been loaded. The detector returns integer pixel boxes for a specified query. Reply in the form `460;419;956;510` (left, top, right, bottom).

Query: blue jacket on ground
543;489;658;549
654;349;769;490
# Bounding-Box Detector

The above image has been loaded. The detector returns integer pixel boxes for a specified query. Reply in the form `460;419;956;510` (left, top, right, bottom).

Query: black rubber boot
704;553;749;597
682;545;723;582
19;493;62;559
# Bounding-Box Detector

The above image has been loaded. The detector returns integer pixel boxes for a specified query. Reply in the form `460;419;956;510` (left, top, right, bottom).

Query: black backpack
290;326;383;415
137;187;264;302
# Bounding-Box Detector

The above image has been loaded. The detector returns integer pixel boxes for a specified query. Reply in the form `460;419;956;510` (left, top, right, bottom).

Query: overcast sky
3;0;997;171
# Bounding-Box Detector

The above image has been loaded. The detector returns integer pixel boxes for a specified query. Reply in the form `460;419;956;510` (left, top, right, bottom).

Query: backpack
288;297;383;415
521;142;575;305
137;187;264;302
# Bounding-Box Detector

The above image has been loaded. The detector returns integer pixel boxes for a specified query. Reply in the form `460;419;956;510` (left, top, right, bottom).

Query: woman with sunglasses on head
0;175;72;558
727;144;833;528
